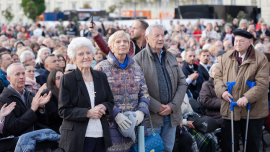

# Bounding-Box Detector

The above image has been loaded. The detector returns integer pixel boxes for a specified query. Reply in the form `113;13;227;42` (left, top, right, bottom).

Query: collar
8;85;25;96
229;45;256;61
238;52;247;62
107;52;134;69
200;61;208;70
189;64;194;69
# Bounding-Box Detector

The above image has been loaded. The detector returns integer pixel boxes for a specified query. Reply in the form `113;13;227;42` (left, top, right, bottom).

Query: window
57;3;62;11
46;3;50;11
8;5;12;11
19;18;22;23
144;2;148;7
100;2;105;9
129;2;133;7
231;0;236;5
211;0;223;5
175;0;179;6
19;5;23;11
192;0;197;5
72;3;76;10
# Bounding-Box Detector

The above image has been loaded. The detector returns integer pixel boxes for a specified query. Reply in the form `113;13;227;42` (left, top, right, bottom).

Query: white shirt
186;65;196;85
239;52;246;62
85;81;103;138
199;62;209;72
33;28;43;37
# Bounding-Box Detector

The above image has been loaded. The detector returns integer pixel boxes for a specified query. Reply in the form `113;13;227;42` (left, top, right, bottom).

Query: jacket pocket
61;123;73;131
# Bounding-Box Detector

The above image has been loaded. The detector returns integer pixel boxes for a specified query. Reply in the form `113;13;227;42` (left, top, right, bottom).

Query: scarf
25;77;36;86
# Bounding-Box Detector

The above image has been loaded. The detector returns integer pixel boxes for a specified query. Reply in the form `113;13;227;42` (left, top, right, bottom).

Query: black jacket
36;70;50;86
258;29;270;39
58;67;114;152
198;64;210;81
0;86;47;137
181;61;205;100
41;89;62;134
35;63;45;69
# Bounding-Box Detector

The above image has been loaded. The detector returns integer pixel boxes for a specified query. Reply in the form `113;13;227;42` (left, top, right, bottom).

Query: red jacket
193;30;202;42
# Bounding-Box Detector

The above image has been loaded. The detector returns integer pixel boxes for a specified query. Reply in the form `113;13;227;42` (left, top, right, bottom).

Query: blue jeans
147;115;176;152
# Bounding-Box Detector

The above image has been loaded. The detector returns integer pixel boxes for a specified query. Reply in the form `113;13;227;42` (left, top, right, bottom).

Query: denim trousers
147;115;176;152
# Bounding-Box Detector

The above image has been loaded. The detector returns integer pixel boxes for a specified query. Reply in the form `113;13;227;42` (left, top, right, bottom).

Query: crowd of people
0;16;269;152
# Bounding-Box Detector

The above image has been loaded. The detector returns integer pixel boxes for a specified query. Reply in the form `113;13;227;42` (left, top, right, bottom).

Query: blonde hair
108;30;130;53
208;45;216;55
53;50;64;56
16;46;33;58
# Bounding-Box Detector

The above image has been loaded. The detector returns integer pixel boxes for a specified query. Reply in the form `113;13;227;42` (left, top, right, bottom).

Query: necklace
87;81;96;97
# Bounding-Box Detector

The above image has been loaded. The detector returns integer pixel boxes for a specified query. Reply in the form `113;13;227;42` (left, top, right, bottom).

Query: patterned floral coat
97;52;150;152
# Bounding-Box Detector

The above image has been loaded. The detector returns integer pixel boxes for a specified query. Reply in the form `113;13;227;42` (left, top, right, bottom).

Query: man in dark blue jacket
181;49;205;99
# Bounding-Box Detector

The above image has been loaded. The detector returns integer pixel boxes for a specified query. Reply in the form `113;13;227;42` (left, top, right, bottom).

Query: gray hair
224;23;232;28
255;43;264;50
145;24;165;36
36;47;51;64
239;19;249;29
20;50;35;63
67;37;96;60
7;63;24;77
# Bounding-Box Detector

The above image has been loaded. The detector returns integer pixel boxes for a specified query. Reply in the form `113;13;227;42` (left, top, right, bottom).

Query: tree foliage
1;9;14;22
109;5;116;13
54;7;61;12
21;0;45;21
82;3;92;9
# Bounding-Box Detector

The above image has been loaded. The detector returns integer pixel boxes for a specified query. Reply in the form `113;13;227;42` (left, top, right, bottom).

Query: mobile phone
90;16;93;28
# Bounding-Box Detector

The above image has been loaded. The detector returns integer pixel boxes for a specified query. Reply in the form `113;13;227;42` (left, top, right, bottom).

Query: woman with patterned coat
95;30;150;152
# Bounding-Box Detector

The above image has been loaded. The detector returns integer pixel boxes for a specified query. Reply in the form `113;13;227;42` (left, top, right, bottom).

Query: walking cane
226;81;236;152
244;81;256;152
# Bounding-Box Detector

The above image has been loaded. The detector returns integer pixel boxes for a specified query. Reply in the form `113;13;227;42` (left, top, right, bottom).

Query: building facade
0;0;114;24
0;0;269;25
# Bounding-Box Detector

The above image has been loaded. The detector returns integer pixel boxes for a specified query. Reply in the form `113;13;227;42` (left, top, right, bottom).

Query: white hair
43;38;51;44
35;47;51;64
20;50;35;63
255;43;264;50
239;19;249;29
202;43;212;50
145;24;165;36
181;51;186;60
67;37;96;60
37;36;45;42
7;63;24;77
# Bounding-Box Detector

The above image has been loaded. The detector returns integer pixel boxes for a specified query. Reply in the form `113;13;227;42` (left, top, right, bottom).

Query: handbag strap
134;114;155;146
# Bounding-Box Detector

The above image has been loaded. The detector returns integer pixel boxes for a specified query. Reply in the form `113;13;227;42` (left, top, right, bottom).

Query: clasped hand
86;104;107;119
158;104;172;116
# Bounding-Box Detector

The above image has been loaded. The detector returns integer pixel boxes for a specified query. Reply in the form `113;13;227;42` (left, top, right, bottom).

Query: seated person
41;69;63;134
199;63;223;124
0;102;17;151
0;63;54;151
181;94;217;152
36;54;59;86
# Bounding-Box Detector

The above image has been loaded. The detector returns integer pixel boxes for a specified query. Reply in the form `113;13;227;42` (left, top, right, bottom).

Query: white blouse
84;81;103;138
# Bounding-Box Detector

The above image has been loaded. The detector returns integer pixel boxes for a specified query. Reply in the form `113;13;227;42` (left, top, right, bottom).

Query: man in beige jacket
214;29;269;152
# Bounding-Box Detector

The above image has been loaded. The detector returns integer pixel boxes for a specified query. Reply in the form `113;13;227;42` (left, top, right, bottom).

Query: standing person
41;69;63;134
89;20;149;57
214;29;269;152
95;31;150;152
134;25;187;152
33;24;45;38
202;23;217;39
58;37;114;152
65;18;78;38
